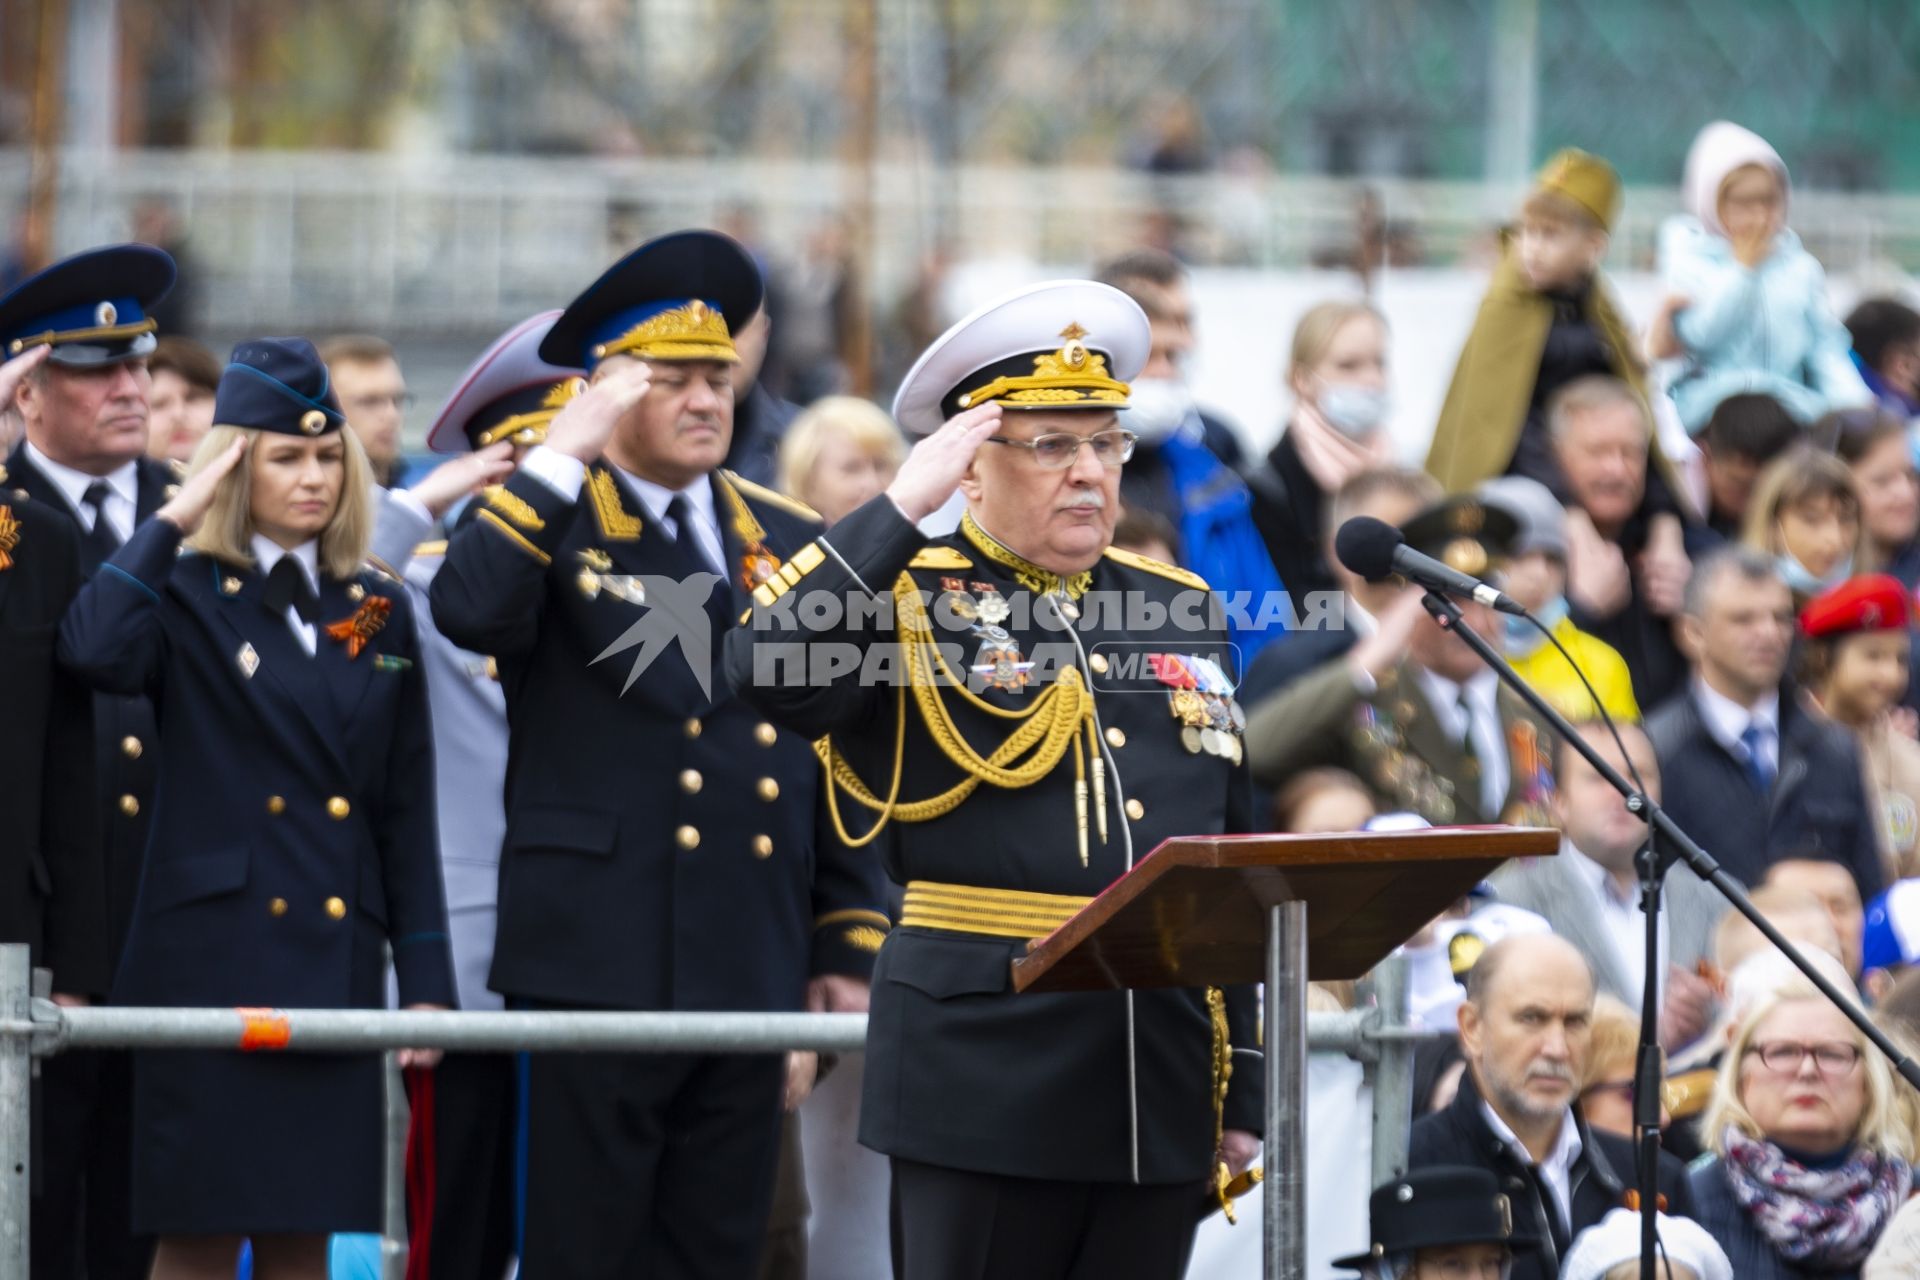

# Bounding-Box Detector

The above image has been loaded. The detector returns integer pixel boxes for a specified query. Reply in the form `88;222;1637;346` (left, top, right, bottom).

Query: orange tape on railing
235;1007;292;1051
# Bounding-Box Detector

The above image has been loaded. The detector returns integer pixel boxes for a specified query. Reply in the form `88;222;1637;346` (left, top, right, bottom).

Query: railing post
0;944;34;1279
1366;954;1415;1189
382;1051;408;1280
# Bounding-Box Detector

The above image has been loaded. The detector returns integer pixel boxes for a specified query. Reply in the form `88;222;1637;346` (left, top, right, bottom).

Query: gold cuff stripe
815;909;893;931
899;881;1093;938
750;540;826;609
476;509;552;565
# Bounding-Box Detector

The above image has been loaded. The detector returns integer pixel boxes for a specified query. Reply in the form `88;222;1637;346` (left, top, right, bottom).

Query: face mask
1316;381;1390;438
1123;377;1196;444
1502;594;1569;657
1777;552;1852;596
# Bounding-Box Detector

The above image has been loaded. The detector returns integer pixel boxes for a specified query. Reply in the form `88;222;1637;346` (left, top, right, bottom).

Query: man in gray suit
1489;721;1722;1051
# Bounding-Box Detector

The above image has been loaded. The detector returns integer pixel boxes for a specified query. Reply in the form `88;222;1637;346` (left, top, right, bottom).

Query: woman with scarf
1689;972;1912;1277
1246;300;1396;603
1743;447;1864;604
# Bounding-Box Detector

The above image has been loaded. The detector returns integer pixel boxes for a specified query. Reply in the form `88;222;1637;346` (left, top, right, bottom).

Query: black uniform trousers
34;1048;145;1279
403;1055;517;1280
519;1002;785;1280
890;1158;1199;1280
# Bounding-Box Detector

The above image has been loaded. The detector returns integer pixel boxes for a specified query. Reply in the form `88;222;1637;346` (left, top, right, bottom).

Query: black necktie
666;494;731;641
79;480;122;567
1455;690;1479;764
262;557;319;624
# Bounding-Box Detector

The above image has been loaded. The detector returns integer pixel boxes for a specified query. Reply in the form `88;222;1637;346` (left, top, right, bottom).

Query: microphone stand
1414;590;1920;1280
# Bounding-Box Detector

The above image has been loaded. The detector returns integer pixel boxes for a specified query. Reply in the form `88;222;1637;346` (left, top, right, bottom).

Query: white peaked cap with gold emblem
891;279;1151;435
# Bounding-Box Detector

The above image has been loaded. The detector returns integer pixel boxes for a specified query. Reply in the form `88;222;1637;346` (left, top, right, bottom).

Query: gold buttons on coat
756;778;780;802
1089;653;1109;674
267;795;286;815
752;835;774;859
121;735;143;759
754;722;778;747
327;797;351;819
269;898;288;917
118;794;139;817
685;718;703;739
680;770;704;794
1104;727;1126;749
676;825;701;850
1125;799;1145;821
325;897;347;920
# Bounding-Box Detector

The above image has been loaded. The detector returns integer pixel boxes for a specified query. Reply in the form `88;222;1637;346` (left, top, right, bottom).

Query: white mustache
1060;492;1106;510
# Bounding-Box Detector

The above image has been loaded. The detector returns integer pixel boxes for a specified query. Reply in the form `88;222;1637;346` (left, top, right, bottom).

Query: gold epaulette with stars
908;546;974;571
1102;545;1210;591
749;542;827;609
721;471;821;523
484;485;544;532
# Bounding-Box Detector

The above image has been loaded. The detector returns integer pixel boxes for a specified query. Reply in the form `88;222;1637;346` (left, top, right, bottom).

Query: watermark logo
592;571;725;697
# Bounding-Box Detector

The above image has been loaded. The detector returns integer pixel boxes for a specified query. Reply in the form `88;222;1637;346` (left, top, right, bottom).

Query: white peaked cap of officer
891;279;1151;436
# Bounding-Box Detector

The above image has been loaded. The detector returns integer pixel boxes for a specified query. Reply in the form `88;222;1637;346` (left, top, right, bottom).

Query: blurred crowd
6;113;1920;1279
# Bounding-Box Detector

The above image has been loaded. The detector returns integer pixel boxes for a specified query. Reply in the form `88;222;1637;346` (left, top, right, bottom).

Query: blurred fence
6;147;1920;339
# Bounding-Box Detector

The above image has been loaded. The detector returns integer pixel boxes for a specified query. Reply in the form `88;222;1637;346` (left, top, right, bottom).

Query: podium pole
1263;900;1308;1280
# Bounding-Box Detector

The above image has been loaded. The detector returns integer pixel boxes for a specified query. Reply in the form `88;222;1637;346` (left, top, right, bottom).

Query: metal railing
0;943;1421;1280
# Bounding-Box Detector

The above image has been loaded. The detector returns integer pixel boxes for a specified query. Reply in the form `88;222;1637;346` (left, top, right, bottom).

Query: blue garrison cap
0;243;176;367
539;230;763;374
214;338;347;436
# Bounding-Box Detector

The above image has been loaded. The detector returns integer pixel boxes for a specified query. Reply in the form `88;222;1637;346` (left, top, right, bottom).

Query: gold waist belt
899;881;1094;939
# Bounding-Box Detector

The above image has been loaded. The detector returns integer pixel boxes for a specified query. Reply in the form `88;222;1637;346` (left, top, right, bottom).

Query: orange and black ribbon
325;596;392;659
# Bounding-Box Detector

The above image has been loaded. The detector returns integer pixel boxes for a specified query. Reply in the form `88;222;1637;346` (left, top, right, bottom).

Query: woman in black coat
58;337;454;1280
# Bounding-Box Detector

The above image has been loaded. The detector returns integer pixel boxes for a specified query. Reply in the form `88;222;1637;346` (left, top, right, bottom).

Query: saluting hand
407;441;515;520
0;342;50;410
885;402;1003;523
544;361;653;463
156;435;249;535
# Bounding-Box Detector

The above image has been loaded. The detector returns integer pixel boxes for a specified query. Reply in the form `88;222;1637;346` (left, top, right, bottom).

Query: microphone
1333;515;1526;616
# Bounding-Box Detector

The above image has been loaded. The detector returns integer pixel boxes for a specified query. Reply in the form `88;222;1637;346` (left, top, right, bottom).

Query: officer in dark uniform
724;280;1263;1280
429;230;889;1280
0;242;178;1280
0;348;104;1000
57;337;455;1272
1331;1165;1540;1279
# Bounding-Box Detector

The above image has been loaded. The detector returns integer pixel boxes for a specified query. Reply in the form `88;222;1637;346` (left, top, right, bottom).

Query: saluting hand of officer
0;341;50;408
544;359;654;463
408;441;515;520
157;435;251;534
885;401;1003;522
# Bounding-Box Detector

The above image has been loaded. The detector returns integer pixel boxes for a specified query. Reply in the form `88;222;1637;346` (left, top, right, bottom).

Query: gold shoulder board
1103;545;1210;591
1662;1068;1718;1118
413;540;448;558
721;471;822;523
909;546;974;571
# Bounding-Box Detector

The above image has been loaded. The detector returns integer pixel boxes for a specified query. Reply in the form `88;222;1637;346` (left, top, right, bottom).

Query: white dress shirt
1480;1099;1583;1236
1566;839;1667;997
1693;677;1780;776
25;441;138;543
251;533;321;655
1414;666;1508;818
517;445;726;575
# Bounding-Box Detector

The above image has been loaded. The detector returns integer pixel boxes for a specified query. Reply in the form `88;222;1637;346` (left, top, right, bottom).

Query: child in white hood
1658;120;1872;435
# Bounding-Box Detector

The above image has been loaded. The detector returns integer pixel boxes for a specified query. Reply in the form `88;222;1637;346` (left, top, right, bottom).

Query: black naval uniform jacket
56;519;455;1012
5;446;173;986
429;463;888;1012
0;495;106;995
723;494;1264;1186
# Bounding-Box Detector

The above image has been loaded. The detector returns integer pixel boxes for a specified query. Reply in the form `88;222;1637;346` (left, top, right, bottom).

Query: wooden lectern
1012;826;1559;1280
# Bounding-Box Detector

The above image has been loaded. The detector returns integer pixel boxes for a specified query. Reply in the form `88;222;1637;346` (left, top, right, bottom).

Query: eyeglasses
1746;1040;1863;1076
984;429;1137;470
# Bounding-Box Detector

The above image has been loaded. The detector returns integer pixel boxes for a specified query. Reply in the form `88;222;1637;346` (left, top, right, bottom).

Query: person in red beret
1800;574;1920;880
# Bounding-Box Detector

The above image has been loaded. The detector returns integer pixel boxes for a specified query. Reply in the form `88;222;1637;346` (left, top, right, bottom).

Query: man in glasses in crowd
727;280;1262;1279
